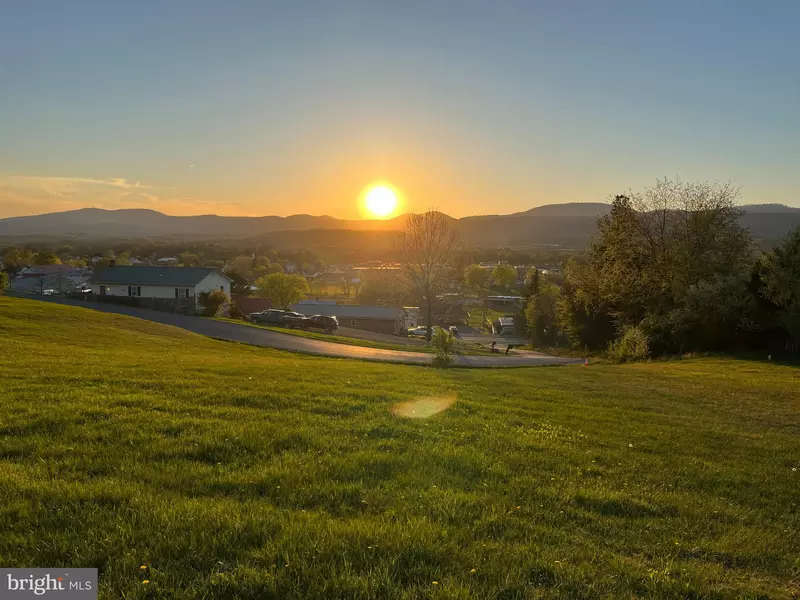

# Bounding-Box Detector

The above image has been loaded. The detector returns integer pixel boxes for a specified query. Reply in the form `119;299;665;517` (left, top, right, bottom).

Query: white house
89;266;231;299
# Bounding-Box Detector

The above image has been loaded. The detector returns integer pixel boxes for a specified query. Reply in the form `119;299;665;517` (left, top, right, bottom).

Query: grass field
1;296;798;599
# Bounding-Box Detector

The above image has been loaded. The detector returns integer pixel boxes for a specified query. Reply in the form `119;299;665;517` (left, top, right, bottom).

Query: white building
89;266;230;299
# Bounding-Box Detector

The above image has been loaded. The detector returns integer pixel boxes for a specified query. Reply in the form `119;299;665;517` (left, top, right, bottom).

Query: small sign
0;569;97;599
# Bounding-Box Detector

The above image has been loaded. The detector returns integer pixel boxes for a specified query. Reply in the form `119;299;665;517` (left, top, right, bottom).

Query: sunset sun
363;184;399;218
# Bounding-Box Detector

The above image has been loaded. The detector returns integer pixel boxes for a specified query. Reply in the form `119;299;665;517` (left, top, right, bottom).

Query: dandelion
432;581;439;585
142;580;150;585
515;506;521;510
629;443;633;448
470;568;477;574
139;565;147;570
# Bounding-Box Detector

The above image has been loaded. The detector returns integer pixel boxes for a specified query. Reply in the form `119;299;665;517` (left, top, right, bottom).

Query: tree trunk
426;295;433;342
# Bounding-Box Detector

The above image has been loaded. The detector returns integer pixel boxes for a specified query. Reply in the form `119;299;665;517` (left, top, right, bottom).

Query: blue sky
1;0;798;218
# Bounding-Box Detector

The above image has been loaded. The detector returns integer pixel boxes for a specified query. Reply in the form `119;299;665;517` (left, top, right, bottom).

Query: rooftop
89;266;229;286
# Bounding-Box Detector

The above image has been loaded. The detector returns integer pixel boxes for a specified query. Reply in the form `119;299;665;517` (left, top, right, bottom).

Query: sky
1;0;799;219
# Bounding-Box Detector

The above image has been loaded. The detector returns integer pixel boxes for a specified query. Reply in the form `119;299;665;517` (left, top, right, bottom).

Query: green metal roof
89;266;229;286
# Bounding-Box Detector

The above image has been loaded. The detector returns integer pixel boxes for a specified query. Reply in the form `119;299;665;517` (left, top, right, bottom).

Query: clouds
0;173;241;217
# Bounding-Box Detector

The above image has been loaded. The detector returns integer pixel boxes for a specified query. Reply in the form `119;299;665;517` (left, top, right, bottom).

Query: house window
350;319;357;326
99;286;106;295
175;288;191;298
128;285;141;297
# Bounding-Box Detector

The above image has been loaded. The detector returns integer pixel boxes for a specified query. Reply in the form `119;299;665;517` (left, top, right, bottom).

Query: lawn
0;296;798;599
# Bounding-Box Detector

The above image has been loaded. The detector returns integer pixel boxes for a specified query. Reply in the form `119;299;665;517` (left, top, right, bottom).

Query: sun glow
362;183;400;218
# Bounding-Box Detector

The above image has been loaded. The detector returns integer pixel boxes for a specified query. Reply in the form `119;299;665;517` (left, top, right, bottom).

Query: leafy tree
254;273;309;309
225;269;250;295
464;264;489;289
312;258;327;273
0;271;8;294
198;289;228;317
179;251;201;267
65;258;87;268
491;264;517;288
524;268;540;297
2;247;34;272
525;283;560;347
34;252;61;265
231;256;255;278
560;179;752;352
395;210;460;341
556;257;616;350
664;275;762;353
758;226;800;351
115;252;131;266
590;181;750;325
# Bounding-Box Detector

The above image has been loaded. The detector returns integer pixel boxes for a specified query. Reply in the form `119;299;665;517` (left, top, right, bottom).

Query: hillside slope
2;203;798;247
0;297;798;598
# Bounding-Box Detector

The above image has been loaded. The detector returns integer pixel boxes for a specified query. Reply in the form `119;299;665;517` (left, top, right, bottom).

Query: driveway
9;293;581;368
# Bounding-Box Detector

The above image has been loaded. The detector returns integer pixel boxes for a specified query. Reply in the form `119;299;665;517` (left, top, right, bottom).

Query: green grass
1;296;799;599
465;305;508;331
214;317;496;356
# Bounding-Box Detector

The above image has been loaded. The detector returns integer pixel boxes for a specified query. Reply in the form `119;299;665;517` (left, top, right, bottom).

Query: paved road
8;293;581;368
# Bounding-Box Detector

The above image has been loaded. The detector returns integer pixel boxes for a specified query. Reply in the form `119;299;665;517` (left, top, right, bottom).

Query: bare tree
395;210;460;341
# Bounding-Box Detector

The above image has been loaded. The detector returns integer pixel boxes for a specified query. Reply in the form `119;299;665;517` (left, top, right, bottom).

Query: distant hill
512;202;612;217
741;203;800;214
1;203;798;247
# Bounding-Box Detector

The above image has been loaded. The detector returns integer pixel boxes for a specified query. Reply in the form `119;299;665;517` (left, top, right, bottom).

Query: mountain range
1;203;798;247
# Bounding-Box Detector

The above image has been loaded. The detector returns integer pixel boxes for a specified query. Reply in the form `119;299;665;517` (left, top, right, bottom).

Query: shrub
607;325;650;363
431;328;455;368
228;303;246;320
0;271;7;295
198;290;228;317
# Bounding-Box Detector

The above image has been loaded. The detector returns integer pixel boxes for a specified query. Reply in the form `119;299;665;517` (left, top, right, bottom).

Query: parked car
407;325;443;338
248;309;307;328
449;325;459;336
304;315;338;333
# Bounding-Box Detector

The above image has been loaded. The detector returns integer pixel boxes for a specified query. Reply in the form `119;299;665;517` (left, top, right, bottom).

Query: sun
363;184;399;218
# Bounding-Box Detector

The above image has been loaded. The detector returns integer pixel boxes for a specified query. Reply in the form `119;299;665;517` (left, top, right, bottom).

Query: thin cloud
0;173;240;218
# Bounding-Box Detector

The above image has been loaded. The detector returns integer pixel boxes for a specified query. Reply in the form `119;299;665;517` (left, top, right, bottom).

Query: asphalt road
9;293;581;368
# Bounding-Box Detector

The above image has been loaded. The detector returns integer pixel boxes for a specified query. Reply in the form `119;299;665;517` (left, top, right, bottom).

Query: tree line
528;179;800;358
